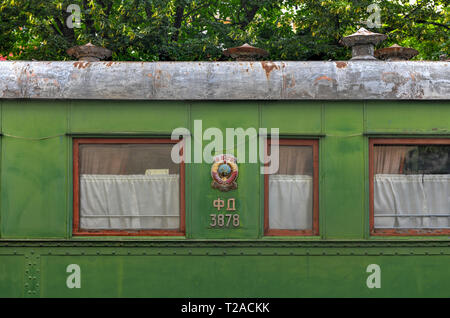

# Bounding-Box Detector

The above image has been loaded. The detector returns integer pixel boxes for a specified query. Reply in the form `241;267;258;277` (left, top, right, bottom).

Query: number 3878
210;213;240;228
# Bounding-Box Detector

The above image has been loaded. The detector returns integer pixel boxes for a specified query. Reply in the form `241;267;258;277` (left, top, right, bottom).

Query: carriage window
264;139;319;236
370;139;450;235
73;139;184;236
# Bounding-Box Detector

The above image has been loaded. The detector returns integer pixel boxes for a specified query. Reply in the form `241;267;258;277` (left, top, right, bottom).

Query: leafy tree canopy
0;0;448;61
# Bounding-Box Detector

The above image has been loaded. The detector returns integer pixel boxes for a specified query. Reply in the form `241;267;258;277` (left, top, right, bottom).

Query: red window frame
369;138;450;236
264;139;319;236
73;138;185;236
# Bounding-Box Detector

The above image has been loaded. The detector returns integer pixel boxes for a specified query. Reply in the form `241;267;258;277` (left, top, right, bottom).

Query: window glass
74;140;183;235
373;143;450;232
265;140;318;235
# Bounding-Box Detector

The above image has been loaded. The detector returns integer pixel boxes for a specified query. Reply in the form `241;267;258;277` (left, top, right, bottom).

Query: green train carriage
0;58;449;298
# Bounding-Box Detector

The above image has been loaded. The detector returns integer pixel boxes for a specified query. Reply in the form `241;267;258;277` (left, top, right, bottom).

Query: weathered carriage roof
0;60;449;100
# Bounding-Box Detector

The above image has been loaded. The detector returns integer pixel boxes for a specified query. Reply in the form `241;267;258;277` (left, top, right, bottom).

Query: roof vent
223;43;269;61
375;44;419;61
67;43;112;61
341;28;387;60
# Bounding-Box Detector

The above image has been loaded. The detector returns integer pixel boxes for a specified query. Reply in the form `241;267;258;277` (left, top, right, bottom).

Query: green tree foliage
0;0;448;61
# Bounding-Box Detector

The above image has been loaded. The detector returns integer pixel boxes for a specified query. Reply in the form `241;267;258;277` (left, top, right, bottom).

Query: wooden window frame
73;138;185;236
369;138;450;236
264;139;319;236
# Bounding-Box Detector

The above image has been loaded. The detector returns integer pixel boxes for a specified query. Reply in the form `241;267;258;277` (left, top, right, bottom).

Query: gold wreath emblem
211;155;238;192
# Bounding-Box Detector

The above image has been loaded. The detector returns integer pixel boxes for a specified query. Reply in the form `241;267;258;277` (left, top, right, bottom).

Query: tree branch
82;0;95;36
182;1;210;20
414;19;450;30
172;2;184;41
54;16;75;43
238;0;261;28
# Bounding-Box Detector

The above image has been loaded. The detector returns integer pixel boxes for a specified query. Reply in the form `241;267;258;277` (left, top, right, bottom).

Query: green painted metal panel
322;102;365;239
70;100;188;133
189;102;260;239
365;101;450;133
1;101;67;238
0;99;449;298
0;256;24;297
261;101;322;134
39;253;450;297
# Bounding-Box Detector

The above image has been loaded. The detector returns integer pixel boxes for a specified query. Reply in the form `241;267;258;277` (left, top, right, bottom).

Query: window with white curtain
73;139;184;236
370;139;450;235
264;139;319;236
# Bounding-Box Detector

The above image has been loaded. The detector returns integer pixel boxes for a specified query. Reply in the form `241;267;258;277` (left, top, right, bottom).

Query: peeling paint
0;61;448;100
335;61;347;69
73;62;91;69
261;61;279;80
315;76;333;82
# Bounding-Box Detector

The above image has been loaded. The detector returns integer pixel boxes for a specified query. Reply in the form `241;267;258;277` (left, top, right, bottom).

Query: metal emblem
211;154;238;192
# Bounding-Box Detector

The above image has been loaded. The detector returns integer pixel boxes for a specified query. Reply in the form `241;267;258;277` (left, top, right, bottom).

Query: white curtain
80;174;180;230
269;175;313;230
374;174;450;229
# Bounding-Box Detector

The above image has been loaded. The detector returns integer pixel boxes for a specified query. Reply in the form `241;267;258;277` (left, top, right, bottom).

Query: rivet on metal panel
240;251;244;255
157;252;161;255
142;252;146;255
206;252;209;255
290;252;294;256
173;252;177;255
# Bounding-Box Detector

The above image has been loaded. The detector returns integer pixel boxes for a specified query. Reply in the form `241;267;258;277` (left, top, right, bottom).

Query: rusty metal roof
0;61;449;100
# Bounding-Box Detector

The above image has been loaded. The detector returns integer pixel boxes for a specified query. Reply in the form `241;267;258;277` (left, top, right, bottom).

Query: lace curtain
373;145;450;229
